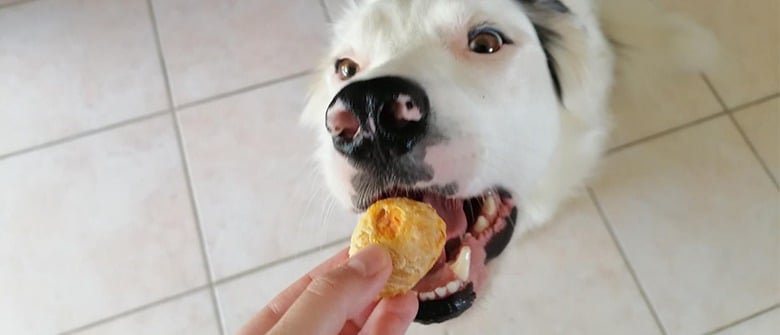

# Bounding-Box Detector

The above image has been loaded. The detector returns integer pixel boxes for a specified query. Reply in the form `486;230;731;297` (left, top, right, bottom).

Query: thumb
268;245;393;335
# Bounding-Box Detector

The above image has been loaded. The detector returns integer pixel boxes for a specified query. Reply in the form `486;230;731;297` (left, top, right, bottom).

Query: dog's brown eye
469;30;504;54
335;58;360;80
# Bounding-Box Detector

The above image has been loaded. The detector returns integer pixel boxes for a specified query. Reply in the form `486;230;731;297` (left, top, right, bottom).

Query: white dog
301;0;716;324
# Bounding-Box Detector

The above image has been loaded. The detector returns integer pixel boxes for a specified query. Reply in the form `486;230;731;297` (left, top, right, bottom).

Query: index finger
237;248;350;335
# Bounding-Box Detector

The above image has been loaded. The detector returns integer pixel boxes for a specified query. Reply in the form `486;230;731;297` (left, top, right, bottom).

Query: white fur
302;0;716;232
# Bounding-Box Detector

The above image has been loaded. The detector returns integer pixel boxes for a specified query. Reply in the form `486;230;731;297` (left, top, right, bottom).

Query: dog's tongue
422;194;467;239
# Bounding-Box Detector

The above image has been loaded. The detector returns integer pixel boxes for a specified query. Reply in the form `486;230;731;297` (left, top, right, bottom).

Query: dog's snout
326;76;430;158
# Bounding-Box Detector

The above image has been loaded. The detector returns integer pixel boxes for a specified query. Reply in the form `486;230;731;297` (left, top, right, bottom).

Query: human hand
238;245;419;335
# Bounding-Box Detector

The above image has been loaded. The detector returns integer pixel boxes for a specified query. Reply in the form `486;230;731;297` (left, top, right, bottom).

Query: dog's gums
365;188;518;324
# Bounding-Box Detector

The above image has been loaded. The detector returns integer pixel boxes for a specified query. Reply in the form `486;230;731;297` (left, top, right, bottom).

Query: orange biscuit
349;198;446;298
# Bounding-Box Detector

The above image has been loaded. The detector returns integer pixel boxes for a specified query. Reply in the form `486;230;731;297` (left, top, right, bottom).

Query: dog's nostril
394;95;423;123
380;95;424;132
327;108;360;140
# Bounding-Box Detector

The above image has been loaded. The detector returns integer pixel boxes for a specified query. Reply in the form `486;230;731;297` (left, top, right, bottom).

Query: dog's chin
356;186;518;324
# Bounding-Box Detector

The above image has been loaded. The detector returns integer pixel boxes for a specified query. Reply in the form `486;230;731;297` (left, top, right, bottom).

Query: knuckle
307;274;342;298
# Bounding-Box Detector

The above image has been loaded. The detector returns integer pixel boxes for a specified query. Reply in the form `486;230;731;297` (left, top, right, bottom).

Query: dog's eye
468;29;506;54
335;58;360;80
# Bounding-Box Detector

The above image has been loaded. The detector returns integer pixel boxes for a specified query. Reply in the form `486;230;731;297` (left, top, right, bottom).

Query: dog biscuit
349;198;446;298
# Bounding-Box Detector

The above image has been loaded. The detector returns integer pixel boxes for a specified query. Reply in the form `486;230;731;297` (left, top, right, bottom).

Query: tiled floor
0;0;777;334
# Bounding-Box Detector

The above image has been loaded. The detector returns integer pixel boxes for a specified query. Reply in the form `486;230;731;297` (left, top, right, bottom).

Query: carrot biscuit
349;198;447;298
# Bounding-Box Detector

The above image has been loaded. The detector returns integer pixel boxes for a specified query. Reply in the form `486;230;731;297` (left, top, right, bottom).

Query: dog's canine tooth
483;196;497;216
449;246;471;281
474;216;490;234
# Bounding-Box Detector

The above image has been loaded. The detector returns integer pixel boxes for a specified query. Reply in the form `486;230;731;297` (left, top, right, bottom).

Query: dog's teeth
483;196;497;216
474;216;490;234
449;246;471;281
446;280;461;294
435;287;448;297
420;291;436;301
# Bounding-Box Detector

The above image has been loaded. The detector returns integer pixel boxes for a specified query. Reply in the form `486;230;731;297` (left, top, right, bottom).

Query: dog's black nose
326;76;429;159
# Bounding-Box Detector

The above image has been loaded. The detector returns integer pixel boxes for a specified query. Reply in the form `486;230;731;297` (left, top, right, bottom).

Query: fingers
237;248;350;335
359;292;419;335
267;245;392;335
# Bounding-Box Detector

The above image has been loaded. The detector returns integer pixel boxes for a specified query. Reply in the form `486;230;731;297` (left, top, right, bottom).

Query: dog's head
301;0;569;324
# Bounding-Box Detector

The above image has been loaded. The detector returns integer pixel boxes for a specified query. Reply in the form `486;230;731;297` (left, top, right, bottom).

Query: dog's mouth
361;187;518;324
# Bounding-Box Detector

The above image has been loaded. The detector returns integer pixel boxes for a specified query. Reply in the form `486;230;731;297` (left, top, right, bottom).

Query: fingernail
347;245;390;277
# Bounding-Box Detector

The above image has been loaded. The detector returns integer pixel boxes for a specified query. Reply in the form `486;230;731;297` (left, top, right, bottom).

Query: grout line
0;70;312;163
701;74;729;111
0;0;37;10
168;29;230;335
146;0;176;109
608;78;780;157
145;0;226;334
318;0;332;23
58;285;210;335
701;77;780;190
57;237;351;334
728;92;780;114
607;112;728;155
587;188;669;335
0;110;169;162
177;70;313;111
214;236;350;286
701;73;780;113
703;303;780;335
727;112;780;190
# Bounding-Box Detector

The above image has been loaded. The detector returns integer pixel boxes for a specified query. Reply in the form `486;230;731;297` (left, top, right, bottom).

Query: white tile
179;77;355;279
72;291;219;335
408;195;661;335
152;0;330;105
591;117;780;335
0;116;207;335
0;0;168;156
715;308;780;335
659;0;780;108
217;244;346;335
734;97;780;183
608;73;722;148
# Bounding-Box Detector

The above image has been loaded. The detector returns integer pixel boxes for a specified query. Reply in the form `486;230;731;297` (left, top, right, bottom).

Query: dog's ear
518;0;569;13
516;0;572;101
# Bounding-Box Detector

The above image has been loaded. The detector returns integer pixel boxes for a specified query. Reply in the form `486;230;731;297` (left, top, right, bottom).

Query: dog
300;0;717;324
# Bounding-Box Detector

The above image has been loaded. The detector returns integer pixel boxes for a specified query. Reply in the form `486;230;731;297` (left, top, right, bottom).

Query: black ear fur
516;0;569;100
518;0;569;13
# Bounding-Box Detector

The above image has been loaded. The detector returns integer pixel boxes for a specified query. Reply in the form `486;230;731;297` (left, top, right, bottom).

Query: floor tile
0;0;168;156
714;308;780;335
179;77;355;279
734;97;780;184
608;72;722;148
0;116;206;335
217;244;345;335
71;291;219;335
591;117;780;335
407;195;661;335
659;0;779;108
152;0;330;105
